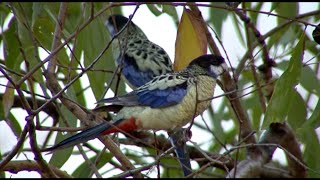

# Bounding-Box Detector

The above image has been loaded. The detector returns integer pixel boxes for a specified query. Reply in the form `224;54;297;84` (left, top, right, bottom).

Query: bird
42;54;227;152
106;14;193;176
105;14;174;89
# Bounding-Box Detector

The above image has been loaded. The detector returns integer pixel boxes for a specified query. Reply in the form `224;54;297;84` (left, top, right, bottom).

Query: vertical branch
47;2;68;73
242;3;266;113
188;4;261;160
27;115;57;177
231;3;276;98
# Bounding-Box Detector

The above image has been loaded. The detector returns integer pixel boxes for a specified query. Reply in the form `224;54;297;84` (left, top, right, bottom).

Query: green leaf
2;82;14;119
302;98;320;129
162;5;179;21
286;91;306;130
48;86;78;167
146;4;162;17
32;2;44;28
248;2;263;24
230;13;245;46
75;10;125;99
274;2;298;25
160;156;183;178
245;95;263;131
23;47;45;83
48;111;75;168
297;124;320;177
44;3;82;36
267;26;288;49
32;18;55;50
72;152;112;177
300;65;320;96
8;112;22;136
208;105;224;141
269;2;280;13
209;2;229;38
0;3;11;27
262;33;305;128
3;18;22;72
278;26;296;47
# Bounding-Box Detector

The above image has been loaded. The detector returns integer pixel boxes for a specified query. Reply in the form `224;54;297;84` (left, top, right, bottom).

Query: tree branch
2;160;72;178
42;2;143;178
188;4;261;161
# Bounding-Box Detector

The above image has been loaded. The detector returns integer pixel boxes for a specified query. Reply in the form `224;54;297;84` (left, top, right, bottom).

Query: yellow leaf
174;8;208;71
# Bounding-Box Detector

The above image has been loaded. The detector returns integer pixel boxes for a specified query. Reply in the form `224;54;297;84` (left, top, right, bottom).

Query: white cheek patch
210;63;227;77
106;22;117;36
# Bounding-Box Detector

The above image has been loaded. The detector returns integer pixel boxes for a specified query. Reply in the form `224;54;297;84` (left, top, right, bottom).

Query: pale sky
1;2;319;178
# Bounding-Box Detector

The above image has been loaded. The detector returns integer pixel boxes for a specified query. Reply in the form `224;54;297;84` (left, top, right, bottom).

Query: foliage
0;2;319;178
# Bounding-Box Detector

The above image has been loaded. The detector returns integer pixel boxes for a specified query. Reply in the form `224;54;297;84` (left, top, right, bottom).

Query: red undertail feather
102;117;138;135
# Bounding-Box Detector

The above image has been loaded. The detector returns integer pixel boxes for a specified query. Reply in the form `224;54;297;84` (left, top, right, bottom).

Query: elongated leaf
162;5;179;21
146;4;162;17
7;112;22;136
262;33;305;128
297;124;320;178
160;157;184;178
32;2;44;28
0;3;11;27
269;2;280;13
3;18;21;71
174;8;207;71
2;82;14;119
248;2;263;24
301;98;320;129
275;2;298;25
48;86;78;168
75;7;125;99
300;65;320;96
209;2;229;38
48;107;76;168
230;13;245;46
0;105;22;138
287;90;306;130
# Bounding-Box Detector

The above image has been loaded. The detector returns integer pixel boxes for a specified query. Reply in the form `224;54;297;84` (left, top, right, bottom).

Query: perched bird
106;14;192;176
42;54;227;152
106;14;173;88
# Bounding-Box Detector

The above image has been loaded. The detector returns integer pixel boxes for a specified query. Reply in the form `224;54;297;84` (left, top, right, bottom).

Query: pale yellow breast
115;76;216;131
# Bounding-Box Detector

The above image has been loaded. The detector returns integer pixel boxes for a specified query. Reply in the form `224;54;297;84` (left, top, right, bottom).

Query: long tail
169;128;192;176
42;118;137;152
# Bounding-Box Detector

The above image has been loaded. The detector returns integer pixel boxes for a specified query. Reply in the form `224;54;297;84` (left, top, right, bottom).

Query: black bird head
188;54;227;78
106;14;143;37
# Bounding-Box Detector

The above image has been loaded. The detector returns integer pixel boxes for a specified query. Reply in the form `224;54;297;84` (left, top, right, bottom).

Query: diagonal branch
188;4;261;161
43;2;143;178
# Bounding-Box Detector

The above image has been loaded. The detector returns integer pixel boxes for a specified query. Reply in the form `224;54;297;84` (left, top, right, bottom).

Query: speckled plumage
102;54;226;130
42;54;227;152
106;15;173;88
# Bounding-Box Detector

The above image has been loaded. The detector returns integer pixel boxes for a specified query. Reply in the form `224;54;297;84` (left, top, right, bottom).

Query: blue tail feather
169;129;192;176
42;122;110;152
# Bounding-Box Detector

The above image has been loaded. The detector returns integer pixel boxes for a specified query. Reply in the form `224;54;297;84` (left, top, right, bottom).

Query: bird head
105;14;145;38
188;54;228;78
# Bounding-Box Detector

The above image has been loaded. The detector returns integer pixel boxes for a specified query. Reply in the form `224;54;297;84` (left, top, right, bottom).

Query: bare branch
2;160;72;178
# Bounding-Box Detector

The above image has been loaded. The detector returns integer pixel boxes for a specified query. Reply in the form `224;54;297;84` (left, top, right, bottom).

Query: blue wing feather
136;84;188;108
120;55;156;87
98;75;189;108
